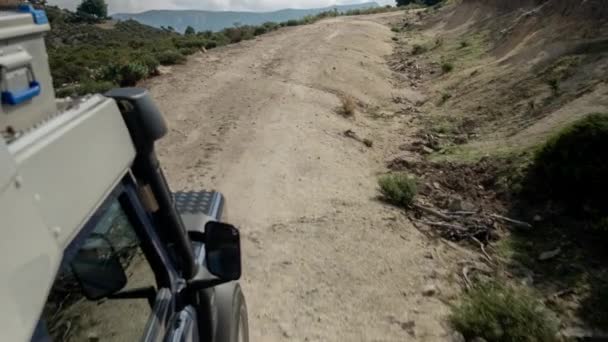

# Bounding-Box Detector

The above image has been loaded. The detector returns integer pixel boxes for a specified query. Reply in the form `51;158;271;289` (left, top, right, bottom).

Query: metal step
173;191;224;221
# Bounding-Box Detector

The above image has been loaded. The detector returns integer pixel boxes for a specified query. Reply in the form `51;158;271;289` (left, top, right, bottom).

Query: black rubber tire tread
214;282;248;342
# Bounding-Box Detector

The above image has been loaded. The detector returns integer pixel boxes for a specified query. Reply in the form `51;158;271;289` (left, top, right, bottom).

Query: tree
396;0;442;6
396;0;413;6
184;26;196;35
77;0;107;19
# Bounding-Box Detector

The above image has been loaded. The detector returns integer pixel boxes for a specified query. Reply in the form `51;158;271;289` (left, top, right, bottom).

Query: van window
41;198;156;341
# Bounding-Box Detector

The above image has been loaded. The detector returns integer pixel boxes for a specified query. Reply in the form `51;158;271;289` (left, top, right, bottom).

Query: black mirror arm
108;286;157;308
188;230;205;243
186;267;230;291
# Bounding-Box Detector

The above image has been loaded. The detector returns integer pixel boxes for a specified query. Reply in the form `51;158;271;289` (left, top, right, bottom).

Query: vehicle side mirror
204;222;241;281
71;235;127;300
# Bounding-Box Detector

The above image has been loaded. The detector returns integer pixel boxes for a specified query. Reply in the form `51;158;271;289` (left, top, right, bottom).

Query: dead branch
413;203;452;221
343;129;372;148
491;213;532;229
462;266;473;290
419;220;467;231
449;211;476;216
470;236;493;263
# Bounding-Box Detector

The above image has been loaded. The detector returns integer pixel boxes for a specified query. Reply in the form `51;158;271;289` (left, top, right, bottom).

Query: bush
530;113;608;217
155;50;186;65
412;44;427;55
286;19;300;27
263;22;279;31
179;47;197;56
450;283;558;342
442;62;454;73
56;80;115;98
254;26;267;36
378;173;417;206
134;54;160;76
117;62;148;86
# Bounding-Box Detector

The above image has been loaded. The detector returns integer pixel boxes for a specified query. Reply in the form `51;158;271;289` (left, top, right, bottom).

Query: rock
423;251;434;259
454;135;468;144
418;183;433;196
432;182;441;190
400;320;416;336
521;274;534;286
448;198;475;212
420;145;435;155
422;284;438;296
279;323;292;338
562;326;608;339
538;248;561;261
533;214;543;222
386;153;417;170
450;331;465;342
471;338;488;342
87;332;100;342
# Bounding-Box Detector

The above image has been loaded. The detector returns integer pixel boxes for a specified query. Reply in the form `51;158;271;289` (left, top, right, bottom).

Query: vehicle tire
214;282;248;342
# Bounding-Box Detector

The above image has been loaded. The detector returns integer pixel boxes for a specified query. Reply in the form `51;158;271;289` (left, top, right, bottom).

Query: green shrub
117;62;148;86
134;54;160;76
262;21;279;31
254;26;267;36
530;113;608;217
442;62;454;73
412;44;427;55
547;78;560;95
391;27;400;33
378;173;417;206
155;50;186;65
56;80;115;98
450;283;558;342
205;41;218;49
179;47;197;56
286;19;300;27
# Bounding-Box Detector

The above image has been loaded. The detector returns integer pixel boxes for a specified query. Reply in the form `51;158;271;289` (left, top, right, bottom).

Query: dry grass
340;96;356;117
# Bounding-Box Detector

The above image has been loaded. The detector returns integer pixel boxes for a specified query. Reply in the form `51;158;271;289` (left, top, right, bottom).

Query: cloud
47;0;394;13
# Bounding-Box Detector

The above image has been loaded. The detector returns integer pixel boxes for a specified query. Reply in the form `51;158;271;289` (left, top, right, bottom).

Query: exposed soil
145;1;608;338
148;11;466;341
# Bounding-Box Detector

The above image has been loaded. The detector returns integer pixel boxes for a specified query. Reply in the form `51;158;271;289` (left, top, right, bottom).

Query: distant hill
112;2;381;33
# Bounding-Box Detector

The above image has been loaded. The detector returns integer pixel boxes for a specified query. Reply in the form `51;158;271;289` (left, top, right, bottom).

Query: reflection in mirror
204;222;241;280
71;235;127;300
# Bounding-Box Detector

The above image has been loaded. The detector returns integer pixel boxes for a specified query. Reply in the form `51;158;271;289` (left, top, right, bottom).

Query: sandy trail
149;12;456;341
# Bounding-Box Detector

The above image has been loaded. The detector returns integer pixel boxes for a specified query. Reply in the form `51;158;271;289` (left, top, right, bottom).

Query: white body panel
0;95;136;341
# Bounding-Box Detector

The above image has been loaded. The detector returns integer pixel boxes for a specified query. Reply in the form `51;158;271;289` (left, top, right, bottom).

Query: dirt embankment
402;0;608;156
387;0;608;336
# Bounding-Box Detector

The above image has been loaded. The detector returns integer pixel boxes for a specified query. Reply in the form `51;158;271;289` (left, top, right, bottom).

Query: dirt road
149;12;458;341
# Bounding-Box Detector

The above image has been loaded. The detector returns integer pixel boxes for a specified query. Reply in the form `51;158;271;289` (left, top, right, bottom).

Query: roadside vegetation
384;2;608;338
42;2;401;97
378;173;417;206
450;283;558;342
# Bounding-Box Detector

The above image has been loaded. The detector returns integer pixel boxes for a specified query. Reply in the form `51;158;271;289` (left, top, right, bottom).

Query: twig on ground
413;203;452;221
449;211;476;216
491;213;533;229
462;266;472;290
552;288;575;298
62;321;72;341
419;220;467;231
343;129;373;148
470;236;493;263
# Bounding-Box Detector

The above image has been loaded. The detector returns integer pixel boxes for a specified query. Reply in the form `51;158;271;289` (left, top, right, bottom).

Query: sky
47;0;394;14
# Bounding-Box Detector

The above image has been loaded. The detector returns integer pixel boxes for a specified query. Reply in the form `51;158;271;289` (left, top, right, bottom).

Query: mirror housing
204;221;241;281
71;235;127;300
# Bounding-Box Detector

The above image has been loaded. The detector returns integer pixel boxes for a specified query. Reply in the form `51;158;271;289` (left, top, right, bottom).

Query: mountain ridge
112;2;381;32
